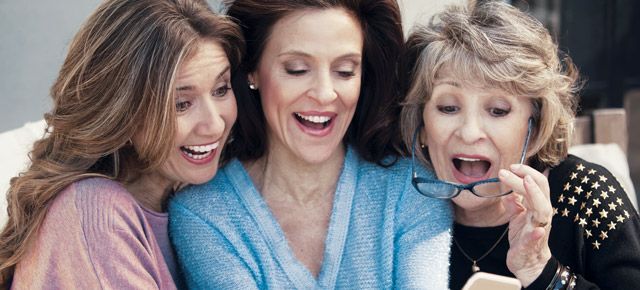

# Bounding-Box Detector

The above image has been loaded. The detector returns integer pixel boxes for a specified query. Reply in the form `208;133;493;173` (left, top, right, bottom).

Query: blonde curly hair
400;0;581;170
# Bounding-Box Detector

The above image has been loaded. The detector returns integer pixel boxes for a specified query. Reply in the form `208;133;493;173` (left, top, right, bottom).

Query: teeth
457;157;481;162
295;113;331;123
185;150;213;160
182;142;219;153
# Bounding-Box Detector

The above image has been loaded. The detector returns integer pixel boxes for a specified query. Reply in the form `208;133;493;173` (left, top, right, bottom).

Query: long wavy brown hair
0;0;243;286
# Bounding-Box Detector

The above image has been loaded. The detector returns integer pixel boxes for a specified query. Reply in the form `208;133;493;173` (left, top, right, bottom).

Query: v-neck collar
225;147;358;289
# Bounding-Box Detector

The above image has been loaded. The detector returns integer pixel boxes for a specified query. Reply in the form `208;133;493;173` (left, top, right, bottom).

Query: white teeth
185;150;213;160
182;142;219;153
295;113;331;123
457;157;481;162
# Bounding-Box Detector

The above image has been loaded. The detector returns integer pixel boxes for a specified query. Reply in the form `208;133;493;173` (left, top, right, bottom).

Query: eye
176;100;191;112
489;107;510;117
436;105;459;114
337;71;355;78
284;60;309;76
212;83;231;97
285;69;308;76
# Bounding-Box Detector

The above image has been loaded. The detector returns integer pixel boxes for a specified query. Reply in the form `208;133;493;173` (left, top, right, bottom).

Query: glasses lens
470;180;511;197
413;180;459;199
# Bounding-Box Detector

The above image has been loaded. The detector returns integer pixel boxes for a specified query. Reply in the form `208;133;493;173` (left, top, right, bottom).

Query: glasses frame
411;117;533;199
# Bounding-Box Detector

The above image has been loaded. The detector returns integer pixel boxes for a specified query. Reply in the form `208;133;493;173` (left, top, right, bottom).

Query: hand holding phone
462;272;521;290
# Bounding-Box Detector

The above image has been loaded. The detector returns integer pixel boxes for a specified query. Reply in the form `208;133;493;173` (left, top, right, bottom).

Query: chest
267;196;333;276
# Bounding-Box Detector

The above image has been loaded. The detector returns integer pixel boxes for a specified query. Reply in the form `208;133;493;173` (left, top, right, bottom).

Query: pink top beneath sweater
11;177;178;289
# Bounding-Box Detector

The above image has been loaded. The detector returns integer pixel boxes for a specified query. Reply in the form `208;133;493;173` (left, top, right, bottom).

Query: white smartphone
461;272;522;290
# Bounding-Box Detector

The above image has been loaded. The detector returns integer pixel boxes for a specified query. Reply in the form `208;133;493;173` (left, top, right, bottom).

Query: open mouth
294;112;333;130
453;157;491;178
180;142;219;160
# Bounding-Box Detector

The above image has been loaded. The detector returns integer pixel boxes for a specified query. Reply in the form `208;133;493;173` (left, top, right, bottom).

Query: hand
499;164;553;287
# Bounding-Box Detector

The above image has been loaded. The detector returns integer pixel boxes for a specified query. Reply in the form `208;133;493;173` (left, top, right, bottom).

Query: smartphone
461;272;522;290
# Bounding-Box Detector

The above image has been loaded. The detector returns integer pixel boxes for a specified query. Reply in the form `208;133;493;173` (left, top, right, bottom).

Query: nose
196;100;226;138
307;69;337;104
455;114;487;144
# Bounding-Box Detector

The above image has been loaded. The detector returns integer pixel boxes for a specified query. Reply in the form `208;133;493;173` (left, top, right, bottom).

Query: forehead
176;40;229;82
263;7;363;57
433;62;521;96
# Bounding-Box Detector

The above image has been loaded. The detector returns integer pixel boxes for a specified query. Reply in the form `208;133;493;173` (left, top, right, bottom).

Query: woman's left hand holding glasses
499;164;553;287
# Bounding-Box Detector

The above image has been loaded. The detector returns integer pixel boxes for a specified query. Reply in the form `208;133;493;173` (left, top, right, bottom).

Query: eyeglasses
411;118;533;199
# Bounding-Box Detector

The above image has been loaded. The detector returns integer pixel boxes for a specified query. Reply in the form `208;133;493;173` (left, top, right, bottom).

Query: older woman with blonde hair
0;0;243;288
401;1;640;289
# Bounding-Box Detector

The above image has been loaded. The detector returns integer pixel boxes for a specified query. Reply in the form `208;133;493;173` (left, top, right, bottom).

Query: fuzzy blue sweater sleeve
169;147;452;289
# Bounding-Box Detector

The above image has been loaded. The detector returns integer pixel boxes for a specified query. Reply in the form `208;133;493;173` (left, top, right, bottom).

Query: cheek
223;96;238;126
343;80;361;106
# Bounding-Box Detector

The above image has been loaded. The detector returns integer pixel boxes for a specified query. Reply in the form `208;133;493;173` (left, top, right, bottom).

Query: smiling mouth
453;157;491;178
294;113;332;129
180;142;219;160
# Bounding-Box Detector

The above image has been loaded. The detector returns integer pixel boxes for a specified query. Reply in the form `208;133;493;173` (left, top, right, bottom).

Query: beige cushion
0;120;46;226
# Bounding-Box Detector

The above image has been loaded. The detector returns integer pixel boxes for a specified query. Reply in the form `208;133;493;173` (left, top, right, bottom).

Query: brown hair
223;0;405;165
400;1;580;169
0;0;243;285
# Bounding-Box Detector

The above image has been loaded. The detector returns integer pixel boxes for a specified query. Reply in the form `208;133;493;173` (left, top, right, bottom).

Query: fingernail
510;164;522;171
499;169;508;178
525;175;534;184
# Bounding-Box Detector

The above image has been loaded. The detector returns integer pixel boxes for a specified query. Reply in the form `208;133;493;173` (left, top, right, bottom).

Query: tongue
459;160;489;178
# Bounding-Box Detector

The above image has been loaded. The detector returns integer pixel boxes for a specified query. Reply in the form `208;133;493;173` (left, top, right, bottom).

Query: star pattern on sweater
552;162;632;250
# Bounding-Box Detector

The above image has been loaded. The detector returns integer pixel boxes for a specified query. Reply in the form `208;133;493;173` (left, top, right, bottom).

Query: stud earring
248;83;257;90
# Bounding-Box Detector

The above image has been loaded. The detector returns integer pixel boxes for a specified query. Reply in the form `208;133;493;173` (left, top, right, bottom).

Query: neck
454;198;510;227
245;144;345;206
125;173;178;212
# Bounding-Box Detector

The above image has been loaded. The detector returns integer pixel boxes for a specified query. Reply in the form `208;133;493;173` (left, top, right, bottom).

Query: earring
248;83;257;90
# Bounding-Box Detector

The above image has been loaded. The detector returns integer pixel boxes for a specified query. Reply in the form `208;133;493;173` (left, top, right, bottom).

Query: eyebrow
176;65;230;91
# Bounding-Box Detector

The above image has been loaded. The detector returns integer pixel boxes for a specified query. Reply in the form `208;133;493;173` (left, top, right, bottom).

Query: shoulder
550;155;638;248
170;160;242;219
354;153;452;219
50;177;147;233
549;155;631;201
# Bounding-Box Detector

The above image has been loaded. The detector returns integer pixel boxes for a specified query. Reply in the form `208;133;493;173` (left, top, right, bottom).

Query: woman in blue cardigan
168;0;453;288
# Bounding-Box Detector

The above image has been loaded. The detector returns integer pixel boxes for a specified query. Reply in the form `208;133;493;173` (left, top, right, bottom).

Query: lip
450;153;493;184
180;141;220;165
293;111;337;137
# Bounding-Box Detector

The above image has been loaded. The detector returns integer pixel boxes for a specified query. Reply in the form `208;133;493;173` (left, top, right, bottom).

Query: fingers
509;164;550;196
523;174;553;227
499;166;553;228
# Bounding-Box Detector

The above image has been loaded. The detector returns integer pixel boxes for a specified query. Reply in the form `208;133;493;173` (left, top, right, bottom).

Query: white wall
0;0;462;133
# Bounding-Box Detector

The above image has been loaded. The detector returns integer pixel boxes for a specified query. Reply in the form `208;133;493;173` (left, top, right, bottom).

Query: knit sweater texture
169;147;453;289
11;177;179;289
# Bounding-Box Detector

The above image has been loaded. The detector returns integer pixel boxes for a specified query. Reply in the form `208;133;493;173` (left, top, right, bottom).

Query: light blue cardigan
169;147;452;289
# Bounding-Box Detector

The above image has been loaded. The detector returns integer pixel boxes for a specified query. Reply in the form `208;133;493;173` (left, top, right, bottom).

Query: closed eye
286;69;308;76
337;71;355;78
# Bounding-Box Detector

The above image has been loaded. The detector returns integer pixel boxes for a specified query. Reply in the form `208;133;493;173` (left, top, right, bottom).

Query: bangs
432;46;534;98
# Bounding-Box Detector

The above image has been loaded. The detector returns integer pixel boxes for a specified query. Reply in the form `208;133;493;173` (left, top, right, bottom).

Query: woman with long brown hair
0;0;243;288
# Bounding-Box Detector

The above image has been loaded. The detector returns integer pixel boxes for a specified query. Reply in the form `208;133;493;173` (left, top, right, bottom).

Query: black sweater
450;155;640;290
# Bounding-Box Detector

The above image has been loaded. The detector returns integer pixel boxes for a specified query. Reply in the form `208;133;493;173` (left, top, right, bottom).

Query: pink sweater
11;178;178;289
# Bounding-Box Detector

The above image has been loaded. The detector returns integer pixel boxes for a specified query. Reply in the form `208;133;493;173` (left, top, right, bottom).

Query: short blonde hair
400;1;580;169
